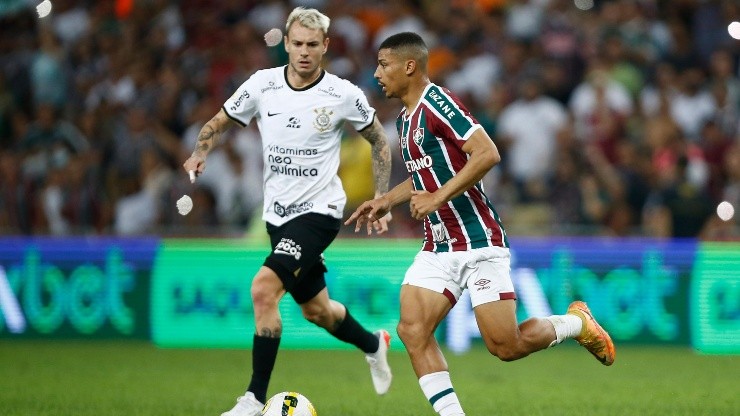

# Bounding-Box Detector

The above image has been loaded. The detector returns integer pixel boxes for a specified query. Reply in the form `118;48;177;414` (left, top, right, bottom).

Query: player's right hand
183;155;206;183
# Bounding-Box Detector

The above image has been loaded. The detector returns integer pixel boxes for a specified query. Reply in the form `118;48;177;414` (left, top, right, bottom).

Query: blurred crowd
0;0;738;239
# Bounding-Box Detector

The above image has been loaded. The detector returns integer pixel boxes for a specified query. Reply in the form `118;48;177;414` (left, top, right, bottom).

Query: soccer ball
260;391;317;416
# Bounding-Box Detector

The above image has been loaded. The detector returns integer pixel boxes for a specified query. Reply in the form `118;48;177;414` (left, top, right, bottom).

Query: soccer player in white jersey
346;32;616;416
183;8;393;416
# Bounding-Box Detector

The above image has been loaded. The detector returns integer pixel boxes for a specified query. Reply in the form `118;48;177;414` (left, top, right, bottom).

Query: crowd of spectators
0;0;738;239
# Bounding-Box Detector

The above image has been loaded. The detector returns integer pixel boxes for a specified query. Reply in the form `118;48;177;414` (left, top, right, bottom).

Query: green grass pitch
1;341;738;415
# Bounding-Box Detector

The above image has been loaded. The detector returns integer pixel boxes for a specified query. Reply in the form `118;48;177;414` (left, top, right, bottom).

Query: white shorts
402;246;516;308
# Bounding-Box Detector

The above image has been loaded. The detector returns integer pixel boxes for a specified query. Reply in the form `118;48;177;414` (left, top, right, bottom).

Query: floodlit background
0;0;737;238
0;1;738;415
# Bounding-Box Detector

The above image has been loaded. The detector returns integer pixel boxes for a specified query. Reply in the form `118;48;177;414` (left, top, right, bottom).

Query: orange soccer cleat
567;301;616;366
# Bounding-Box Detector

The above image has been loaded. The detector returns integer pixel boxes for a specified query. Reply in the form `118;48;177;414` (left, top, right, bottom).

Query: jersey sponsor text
274;201;314;218
318;87;341;98
270;164;318;177
354;98;370;121
261;81;283;93
267;145;318;156
428;89;457;120
405;155;433;172
274;238;302;260
230;90;250;111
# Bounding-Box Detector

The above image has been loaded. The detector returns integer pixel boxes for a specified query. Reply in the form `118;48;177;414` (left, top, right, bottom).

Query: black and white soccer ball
260;391;316;416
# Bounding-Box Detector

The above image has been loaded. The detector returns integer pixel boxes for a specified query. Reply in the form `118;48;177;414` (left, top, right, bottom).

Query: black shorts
264;213;340;304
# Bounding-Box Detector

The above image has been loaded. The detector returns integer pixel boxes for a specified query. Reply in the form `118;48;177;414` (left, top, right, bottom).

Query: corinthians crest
313;107;334;132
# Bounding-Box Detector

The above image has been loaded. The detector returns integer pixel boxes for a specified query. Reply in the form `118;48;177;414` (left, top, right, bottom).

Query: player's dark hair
378;32;428;69
378;32;427;51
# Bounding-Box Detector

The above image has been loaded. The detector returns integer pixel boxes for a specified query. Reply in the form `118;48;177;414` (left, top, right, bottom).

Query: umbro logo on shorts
474;278;491;291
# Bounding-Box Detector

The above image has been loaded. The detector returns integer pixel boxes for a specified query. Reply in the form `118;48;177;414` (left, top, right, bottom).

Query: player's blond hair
285;7;330;36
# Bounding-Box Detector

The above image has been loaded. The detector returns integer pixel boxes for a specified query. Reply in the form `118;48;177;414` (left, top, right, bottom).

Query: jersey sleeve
222;73;261;126
424;85;482;146
344;84;376;131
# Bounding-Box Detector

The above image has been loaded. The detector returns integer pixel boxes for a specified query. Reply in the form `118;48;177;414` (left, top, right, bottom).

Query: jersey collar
404;82;434;120
284;65;325;91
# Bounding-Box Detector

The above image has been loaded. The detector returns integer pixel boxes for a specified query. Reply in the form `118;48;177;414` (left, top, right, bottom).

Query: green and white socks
419;371;465;416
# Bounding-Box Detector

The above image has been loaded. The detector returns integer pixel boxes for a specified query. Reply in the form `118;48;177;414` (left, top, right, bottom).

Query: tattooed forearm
361;117;392;195
371;142;391;194
194;125;216;155
258;325;282;338
192;110;231;157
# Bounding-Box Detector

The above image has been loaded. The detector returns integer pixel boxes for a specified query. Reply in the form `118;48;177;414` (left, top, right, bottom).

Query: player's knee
301;305;330;326
251;282;281;313
481;332;525;361
396;319;427;346
484;342;526;362
494;348;521;362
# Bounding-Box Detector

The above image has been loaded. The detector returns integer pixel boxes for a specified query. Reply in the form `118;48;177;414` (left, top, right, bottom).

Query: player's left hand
409;190;442;220
344;197;392;235
371;212;392;235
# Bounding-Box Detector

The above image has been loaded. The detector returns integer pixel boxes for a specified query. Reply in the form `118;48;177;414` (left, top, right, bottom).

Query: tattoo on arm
195;125;215;154
192;110;230;157
258;325;282;338
360;117;392;195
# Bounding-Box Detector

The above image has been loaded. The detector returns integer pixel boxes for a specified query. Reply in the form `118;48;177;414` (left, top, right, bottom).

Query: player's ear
323;36;330;52
405;59;416;75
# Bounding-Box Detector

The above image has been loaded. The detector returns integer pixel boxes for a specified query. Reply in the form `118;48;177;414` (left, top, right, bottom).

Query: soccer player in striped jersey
346;32;615;416
184;8;393;416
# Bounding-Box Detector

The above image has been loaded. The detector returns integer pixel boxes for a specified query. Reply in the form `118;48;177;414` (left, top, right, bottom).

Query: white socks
419;371;465;416
545;314;583;347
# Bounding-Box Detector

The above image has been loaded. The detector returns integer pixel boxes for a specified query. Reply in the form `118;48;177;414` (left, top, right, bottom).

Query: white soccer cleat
365;329;392;395
221;391;264;416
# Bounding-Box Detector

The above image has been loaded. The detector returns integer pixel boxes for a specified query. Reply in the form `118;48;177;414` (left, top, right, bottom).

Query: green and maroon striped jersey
396;83;508;252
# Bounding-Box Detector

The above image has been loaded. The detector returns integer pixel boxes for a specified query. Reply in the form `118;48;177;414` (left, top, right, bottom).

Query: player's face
374;49;406;99
285;23;328;80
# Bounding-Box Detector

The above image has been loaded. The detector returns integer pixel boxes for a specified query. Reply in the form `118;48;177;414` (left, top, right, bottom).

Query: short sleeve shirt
397;83;508;252
223;66;376;226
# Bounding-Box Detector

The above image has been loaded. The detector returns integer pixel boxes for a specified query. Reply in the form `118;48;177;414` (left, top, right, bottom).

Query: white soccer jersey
223;66;376;226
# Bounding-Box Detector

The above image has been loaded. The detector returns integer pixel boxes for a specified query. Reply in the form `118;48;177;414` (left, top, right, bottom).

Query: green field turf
1;341;738;415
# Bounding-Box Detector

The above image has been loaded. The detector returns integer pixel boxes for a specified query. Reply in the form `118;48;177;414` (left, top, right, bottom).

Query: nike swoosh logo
267;111;281;117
